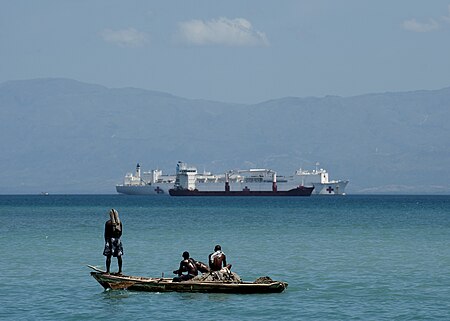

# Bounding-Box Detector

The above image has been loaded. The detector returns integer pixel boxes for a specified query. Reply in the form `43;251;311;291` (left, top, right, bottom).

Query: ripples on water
1;195;450;320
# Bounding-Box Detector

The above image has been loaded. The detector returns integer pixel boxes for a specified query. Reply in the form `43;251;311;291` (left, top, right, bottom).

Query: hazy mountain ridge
1;78;449;194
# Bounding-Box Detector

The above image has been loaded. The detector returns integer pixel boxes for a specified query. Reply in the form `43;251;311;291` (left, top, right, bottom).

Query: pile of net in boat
253;276;275;284
192;268;242;283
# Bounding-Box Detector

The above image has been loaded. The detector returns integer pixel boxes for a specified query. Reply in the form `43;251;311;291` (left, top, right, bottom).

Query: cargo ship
116;162;348;195
168;165;314;197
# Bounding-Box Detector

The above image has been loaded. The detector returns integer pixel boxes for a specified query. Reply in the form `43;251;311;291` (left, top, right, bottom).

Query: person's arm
117;222;123;238
223;254;227;267
173;261;184;275
208;254;213;269
104;222;109;242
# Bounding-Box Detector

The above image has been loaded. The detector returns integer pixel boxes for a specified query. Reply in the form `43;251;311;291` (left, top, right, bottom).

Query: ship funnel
225;172;230;192
272;172;277;192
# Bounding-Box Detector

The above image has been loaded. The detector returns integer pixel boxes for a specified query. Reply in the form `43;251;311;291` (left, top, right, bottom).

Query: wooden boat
88;265;288;294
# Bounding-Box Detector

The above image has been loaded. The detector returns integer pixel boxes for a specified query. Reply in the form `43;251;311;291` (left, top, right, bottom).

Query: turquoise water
1;195;450;320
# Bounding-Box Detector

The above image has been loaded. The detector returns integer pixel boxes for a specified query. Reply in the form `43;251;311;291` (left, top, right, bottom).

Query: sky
1;0;450;104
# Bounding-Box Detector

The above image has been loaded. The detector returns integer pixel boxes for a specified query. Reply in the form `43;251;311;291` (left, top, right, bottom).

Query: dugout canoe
88;265;287;294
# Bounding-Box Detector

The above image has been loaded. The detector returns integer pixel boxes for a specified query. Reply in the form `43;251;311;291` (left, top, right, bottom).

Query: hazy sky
2;0;450;103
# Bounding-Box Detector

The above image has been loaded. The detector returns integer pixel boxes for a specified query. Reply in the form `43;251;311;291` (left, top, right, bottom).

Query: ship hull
312;181;349;195
169;186;314;197
116;184;171;195
116;180;348;196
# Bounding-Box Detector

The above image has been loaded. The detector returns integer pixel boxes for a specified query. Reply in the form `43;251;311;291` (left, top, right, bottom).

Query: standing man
103;208;123;274
208;245;232;271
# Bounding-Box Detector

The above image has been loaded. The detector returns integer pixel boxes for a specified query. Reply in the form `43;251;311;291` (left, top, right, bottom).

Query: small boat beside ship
116;162;348;196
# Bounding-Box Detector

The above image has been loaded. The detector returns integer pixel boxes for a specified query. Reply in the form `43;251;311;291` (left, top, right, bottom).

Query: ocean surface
1;195;450;320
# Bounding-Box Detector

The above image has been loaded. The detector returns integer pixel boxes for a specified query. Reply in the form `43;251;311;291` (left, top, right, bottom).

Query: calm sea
1;195;450;320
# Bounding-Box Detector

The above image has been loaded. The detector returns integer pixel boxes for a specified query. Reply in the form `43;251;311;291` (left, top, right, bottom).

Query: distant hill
1;78;449;194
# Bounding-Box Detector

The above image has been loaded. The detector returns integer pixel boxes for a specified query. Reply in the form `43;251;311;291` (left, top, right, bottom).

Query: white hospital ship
115;162;348;196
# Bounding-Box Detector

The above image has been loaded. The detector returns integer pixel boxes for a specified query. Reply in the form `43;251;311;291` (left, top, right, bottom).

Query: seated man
173;251;198;282
208;245;232;271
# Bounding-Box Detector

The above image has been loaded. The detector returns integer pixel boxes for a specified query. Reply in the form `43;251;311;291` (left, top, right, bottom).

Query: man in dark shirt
103;209;123;274
173;251;198;282
208;245;232;271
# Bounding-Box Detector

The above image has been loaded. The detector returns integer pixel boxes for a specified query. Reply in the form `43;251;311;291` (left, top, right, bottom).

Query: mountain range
1;78;449;194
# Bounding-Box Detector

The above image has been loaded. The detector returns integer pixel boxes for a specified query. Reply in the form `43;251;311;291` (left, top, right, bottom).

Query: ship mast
135;163;141;180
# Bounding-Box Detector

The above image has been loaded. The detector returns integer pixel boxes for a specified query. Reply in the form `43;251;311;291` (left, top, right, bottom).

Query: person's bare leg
118;256;123;274
106;255;112;274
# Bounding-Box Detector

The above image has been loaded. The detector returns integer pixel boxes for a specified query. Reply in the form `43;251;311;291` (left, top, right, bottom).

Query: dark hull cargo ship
169;163;314;197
